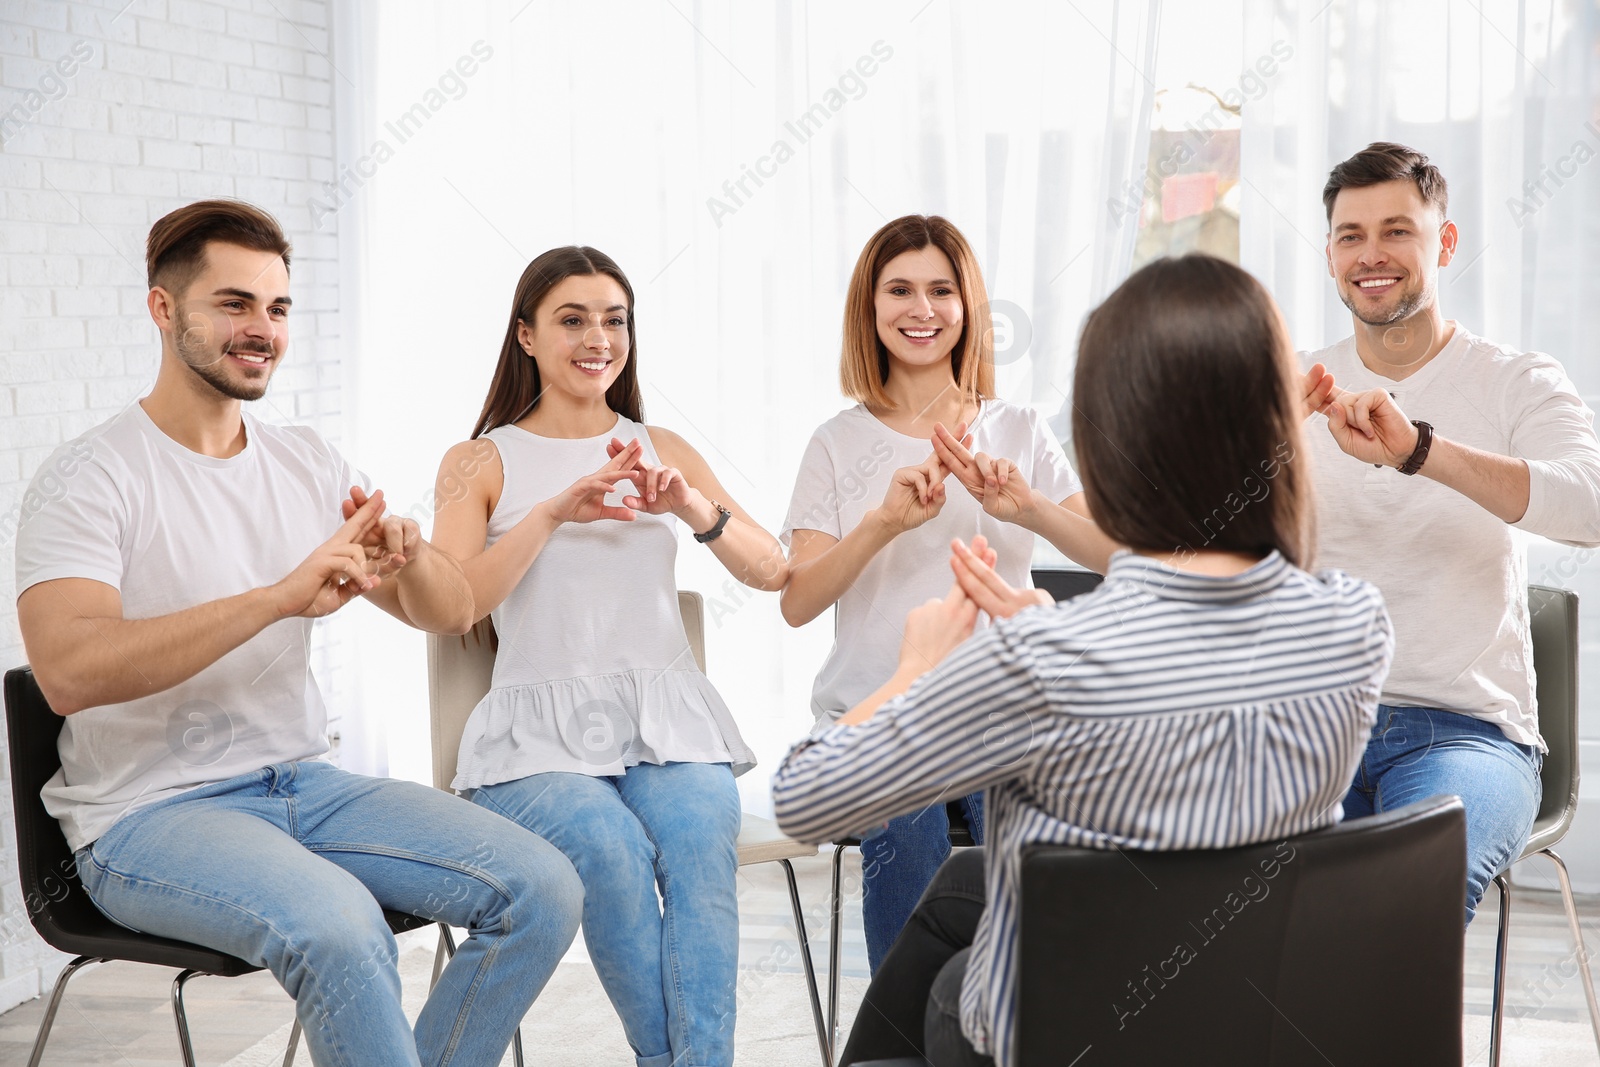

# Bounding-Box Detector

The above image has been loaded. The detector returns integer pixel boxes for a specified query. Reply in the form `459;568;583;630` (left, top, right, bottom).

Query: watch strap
1397;420;1434;476
694;501;733;543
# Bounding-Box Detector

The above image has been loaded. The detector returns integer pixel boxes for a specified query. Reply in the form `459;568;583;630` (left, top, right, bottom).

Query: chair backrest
427;591;706;792
4;667;114;947
1529;583;1580;833
1016;794;1465;1065
1029;566;1103;603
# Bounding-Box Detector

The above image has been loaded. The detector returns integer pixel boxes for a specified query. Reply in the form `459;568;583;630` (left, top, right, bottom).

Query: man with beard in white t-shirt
15;200;582;1066
1301;143;1600;924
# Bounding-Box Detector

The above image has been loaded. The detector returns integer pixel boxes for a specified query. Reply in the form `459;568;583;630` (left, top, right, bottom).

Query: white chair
426;591;830;1066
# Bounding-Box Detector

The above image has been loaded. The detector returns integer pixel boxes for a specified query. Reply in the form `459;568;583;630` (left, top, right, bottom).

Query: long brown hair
472;246;644;438
839;215;995;411
1072;255;1313;567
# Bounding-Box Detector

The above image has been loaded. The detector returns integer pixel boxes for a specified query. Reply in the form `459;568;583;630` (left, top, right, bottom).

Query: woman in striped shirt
771;255;1394;1067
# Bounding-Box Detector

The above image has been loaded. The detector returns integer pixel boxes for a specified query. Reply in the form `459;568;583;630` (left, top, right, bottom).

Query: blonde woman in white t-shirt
779;215;1118;972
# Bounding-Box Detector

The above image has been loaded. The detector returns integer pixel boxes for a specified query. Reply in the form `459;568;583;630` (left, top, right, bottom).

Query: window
1130;2;1248;269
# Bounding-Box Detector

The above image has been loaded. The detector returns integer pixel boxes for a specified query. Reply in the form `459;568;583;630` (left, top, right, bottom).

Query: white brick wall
0;0;345;1015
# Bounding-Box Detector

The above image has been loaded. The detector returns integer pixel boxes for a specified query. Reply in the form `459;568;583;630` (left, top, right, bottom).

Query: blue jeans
76;760;583;1067
472;761;741;1067
1341;705;1542;925
860;792;985;974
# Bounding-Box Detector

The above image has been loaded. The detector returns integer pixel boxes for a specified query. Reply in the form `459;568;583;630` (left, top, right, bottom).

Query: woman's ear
515;319;535;355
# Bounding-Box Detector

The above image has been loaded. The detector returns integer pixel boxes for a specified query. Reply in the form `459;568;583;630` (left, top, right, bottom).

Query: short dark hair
145;199;292;293
1072;255;1312;567
1322;142;1448;224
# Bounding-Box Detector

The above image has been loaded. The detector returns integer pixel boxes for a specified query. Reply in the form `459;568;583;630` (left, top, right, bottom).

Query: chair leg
172;969;202;1067
1538;848;1600;1058
1490;873;1511;1067
828;842;849;1064
779;857;831;1067
431;922;455;991
25;955;102;1067
282;1020;302;1067
434;922;524;1066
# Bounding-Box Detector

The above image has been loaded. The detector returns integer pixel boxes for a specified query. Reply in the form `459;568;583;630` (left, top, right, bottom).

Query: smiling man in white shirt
15;199;583;1066
1303;142;1600;923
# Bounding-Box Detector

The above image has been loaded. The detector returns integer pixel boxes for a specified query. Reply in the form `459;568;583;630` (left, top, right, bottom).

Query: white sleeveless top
451;415;757;790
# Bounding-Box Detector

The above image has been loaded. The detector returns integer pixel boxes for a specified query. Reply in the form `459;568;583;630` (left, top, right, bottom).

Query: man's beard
1340;279;1432;327
174;308;273;401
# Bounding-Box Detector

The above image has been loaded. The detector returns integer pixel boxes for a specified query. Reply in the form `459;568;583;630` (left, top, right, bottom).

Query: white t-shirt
14;404;366;851
782;399;1083;720
1303;325;1600;749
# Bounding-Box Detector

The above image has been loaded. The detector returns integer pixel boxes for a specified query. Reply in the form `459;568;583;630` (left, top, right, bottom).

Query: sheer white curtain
328;0;1160;806
1240;0;1600;884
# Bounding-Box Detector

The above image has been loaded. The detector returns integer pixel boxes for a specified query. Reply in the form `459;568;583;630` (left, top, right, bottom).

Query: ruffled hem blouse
450;417;757;791
453;666;757;788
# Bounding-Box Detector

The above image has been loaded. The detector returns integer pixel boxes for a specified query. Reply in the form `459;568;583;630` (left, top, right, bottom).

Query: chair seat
38;907;432;977
40;908;435;979
737;812;818;866
46;920;263;977
383;910;436;936
1523;811;1572;858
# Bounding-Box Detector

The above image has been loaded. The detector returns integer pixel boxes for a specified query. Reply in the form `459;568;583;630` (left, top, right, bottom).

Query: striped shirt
771;550;1392;1067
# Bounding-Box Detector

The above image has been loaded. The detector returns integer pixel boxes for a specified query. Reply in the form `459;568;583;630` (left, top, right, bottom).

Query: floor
2;850;1598;1065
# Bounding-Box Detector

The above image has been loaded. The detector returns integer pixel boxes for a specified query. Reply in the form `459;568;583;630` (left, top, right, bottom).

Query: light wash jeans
860;792;985;974
1341;705;1543;925
472;761;740;1067
76;760;584;1067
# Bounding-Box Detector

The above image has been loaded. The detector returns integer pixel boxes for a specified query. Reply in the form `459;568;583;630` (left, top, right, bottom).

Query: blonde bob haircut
839;215;995;411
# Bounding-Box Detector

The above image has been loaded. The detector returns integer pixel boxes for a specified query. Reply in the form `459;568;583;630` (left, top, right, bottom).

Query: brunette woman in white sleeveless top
431;247;787;1067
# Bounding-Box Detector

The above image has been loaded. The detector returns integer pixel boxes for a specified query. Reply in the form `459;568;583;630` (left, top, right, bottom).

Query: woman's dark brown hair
840;215;995;410
472;246;644;438
1072;255;1312;566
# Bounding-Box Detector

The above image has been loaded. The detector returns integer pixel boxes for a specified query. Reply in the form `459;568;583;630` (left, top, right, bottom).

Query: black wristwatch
1397;420;1434;476
693;501;733;543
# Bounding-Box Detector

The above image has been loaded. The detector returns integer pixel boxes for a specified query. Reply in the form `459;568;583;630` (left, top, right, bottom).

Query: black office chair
858;794;1467;1067
1028;565;1103;604
4;666;432;1067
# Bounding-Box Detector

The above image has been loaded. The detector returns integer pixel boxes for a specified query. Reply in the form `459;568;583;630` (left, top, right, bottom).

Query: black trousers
840;847;995;1067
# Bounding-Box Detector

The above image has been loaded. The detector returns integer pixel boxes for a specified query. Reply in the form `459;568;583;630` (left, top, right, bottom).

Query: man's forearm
1421;435;1531;523
21;584;283;715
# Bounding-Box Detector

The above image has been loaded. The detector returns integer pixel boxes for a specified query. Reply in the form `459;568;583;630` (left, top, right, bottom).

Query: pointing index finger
334;489;385;543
